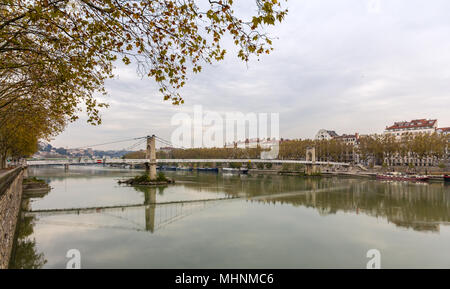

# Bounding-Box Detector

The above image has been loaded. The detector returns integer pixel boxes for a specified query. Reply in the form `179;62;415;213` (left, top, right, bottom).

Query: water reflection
11;168;450;268
25;184;227;236
254;180;450;233
9;203;47;268
177;173;450;232
25;175;450;234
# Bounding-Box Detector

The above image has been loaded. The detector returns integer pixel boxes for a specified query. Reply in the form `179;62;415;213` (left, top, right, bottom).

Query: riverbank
248;168;375;177
0;166;25;269
248;168;448;182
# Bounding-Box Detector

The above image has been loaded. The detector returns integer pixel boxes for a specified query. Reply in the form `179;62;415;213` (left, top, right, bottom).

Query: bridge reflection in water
24;179;450;234
25;192;232;234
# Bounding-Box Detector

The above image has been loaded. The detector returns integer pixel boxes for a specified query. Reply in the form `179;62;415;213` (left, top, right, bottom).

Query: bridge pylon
145;135;157;180
144;189;156;232
305;146;319;175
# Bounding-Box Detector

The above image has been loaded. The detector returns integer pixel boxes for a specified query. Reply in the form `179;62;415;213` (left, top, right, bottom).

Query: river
9;166;450;268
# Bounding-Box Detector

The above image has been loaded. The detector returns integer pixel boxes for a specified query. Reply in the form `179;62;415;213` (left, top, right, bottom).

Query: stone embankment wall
0;167;24;269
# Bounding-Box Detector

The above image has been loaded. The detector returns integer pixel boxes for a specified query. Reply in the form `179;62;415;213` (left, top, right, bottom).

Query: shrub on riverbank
229;162;242;169
132;172;168;183
281;163;291;171
156;172;168;182
23;177;45;184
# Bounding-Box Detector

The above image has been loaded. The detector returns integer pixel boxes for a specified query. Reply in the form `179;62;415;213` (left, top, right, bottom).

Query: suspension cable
73;136;147;149
155;136;182;149
124;138;147;151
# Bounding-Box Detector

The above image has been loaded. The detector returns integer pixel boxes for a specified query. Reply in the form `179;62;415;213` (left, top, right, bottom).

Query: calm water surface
10;166;450;268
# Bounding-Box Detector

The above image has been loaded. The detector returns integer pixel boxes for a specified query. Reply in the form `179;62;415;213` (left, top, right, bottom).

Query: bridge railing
26;158;350;166
152;159;350;166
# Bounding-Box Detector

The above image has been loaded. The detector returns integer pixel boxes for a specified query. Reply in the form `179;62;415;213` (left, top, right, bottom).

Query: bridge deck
26;158;350;166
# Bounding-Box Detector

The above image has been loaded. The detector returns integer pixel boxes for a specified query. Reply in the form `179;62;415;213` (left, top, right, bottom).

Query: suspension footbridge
25;135;350;171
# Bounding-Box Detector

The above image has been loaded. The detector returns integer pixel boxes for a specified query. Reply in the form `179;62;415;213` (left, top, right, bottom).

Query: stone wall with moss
0;167;24;269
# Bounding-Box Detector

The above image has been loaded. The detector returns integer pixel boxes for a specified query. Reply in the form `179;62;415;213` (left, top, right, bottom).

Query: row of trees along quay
0;0;288;168
123;133;449;168
278;133;448;166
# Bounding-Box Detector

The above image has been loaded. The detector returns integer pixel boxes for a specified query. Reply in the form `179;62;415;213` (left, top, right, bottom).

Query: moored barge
376;172;429;182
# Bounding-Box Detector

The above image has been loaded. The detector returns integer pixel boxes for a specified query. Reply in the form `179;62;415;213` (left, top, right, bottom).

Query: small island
118;172;174;186
23;177;50;191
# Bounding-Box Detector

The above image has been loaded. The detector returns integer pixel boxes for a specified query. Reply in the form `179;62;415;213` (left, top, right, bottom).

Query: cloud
50;0;450;149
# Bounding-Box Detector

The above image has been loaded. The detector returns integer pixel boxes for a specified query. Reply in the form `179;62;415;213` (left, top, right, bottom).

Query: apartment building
384;119;438;137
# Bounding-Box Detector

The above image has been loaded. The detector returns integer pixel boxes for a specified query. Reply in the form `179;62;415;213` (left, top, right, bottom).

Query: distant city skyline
49;0;450;150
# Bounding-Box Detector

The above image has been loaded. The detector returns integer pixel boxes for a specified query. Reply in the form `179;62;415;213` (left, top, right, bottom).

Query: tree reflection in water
9;214;47;269
175;173;450;233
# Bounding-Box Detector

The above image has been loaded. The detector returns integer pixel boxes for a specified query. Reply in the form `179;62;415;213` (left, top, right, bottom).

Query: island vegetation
118;172;174;186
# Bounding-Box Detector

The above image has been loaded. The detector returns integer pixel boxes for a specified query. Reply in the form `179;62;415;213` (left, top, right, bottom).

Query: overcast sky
50;0;450;150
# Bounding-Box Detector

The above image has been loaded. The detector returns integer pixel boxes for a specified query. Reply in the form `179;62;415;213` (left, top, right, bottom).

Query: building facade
315;129;339;140
437;127;450;135
334;133;359;146
384;119;438;138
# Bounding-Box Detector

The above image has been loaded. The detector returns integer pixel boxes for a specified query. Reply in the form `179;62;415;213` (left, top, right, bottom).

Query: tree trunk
0;153;6;169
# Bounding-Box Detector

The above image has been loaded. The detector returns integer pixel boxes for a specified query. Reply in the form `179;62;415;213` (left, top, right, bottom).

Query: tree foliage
124;146;263;159
0;0;287;165
0;98;65;167
357;133;449;166
280;134;449;166
122;133;448;169
279;139;354;162
1;0;287;110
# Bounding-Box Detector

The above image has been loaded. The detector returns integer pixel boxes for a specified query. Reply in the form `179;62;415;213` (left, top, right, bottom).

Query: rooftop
326;130;339;137
335;134;358;139
437;127;450;132
385;119;437;130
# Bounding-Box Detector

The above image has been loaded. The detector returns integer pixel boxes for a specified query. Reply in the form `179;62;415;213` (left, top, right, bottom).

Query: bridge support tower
144;189;156;232
145;135;157;180
305;146;319;175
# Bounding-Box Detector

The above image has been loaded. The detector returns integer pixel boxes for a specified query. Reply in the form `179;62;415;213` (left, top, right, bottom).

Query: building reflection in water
244;179;450;233
176;173;450;232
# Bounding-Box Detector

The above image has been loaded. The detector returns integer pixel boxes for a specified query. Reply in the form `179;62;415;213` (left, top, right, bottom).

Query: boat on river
176;167;193;171
159;166;177;171
196;167;219;172
376;172;429;182
222;168;249;174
